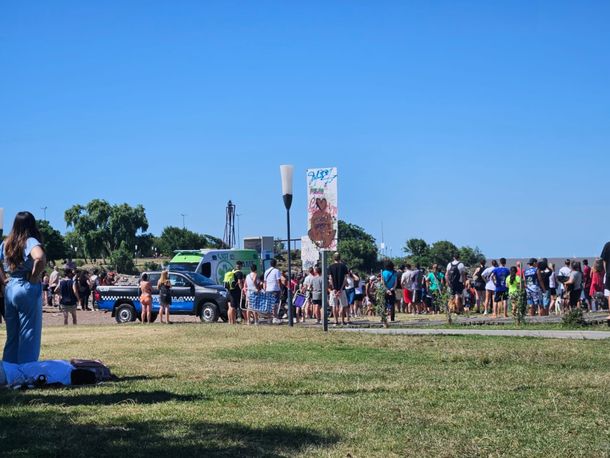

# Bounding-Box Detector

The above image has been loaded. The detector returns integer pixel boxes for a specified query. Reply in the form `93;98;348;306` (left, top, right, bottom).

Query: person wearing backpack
472;260;486;313
224;261;245;325
446;254;466;314
57;269;79;326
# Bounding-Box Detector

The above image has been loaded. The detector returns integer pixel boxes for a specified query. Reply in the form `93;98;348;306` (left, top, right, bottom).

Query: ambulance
168;249;260;285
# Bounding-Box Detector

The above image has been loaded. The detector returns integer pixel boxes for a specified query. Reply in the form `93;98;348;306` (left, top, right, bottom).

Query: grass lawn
1;324;609;457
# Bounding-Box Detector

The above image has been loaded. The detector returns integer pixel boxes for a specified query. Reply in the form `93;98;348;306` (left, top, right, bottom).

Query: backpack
70;359;116;383
223;269;238;289
448;262;462;286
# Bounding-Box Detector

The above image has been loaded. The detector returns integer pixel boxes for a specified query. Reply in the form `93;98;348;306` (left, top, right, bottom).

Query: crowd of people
224;251;610;326
2;209;610;368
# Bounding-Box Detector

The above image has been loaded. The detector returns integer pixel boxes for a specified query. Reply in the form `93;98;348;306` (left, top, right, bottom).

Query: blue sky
1;1;609;258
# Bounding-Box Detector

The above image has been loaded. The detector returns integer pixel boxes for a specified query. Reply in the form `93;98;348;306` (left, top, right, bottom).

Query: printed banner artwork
301;236;320;270
306;167;338;250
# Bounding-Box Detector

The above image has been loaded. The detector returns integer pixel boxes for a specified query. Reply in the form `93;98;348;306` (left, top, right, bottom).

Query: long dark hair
4;211;43;271
509;266;517;284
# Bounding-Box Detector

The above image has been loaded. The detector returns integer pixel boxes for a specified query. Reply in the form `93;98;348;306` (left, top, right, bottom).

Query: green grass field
1;324;609;457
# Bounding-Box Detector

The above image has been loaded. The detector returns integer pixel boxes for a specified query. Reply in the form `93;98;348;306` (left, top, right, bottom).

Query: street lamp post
280;165;294;327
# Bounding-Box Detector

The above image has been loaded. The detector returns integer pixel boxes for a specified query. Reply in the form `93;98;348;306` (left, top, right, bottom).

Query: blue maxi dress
0;238;43;363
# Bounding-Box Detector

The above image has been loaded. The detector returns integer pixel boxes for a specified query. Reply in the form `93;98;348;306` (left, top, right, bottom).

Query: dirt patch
41;305;201;326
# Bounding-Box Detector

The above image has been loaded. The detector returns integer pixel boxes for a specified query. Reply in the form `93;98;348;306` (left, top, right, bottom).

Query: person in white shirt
401;264;414;314
481;260;497;315
301;267;315;322
264;259;282;323
446;255;466;313
558;259;572;299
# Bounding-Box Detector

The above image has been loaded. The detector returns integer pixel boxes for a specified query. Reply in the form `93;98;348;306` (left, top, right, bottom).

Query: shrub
562;308;587;327
143;261;161;271
108;242;136;274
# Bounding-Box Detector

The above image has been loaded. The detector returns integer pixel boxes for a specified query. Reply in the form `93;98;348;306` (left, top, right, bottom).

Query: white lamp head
280;165;294;196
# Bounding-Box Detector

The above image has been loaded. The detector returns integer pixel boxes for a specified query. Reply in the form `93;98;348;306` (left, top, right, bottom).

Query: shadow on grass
115;374;176;382
0;408;338;457
5;390;206;406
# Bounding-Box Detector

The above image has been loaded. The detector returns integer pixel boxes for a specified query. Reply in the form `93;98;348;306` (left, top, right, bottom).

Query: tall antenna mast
224;200;236;248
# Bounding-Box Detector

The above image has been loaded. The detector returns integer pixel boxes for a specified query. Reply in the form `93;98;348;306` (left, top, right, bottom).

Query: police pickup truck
94;271;229;323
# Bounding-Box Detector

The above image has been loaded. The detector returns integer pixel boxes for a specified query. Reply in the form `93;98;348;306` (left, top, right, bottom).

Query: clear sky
1;1;609;258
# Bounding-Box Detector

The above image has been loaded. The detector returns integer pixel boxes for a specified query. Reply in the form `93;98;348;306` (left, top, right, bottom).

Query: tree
64;199;149;259
63;231;83;261
337;220;378;273
108;241;136;274
403;238;430;267
429;241;459;268
459;246;485;267
155;226;225;256
136;233;157;257
202;234;226;249
37;220;66;262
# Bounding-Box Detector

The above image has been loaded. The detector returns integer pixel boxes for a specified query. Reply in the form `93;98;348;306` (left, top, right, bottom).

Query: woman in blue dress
0;211;46;363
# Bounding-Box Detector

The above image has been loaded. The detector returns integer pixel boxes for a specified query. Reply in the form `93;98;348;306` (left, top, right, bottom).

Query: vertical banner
306;167;338;250
301;235;320;269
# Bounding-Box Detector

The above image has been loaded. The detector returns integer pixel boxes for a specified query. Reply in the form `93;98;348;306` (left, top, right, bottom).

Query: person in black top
600;242;610;318
538;258;552;316
228;261;245;324
77;270;91;311
328;252;349;325
58;269;79;326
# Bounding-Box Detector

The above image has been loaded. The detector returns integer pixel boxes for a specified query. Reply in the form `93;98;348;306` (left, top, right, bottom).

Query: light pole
0;207;4;238
236;213;243;249
180;213;187;229
280;165;294;327
41;206;48;220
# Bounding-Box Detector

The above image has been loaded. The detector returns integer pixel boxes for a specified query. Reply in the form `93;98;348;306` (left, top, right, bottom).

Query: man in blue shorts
524;258;546;316
491;258;510;318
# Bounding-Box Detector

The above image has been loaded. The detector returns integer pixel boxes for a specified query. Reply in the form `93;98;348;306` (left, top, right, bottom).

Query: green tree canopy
155;226;226;256
429;241;459;268
37;220;66;262
64;199;149;259
459;246;485;267
337;220;378;273
401;238;485;269
108;241;136;274
63;231;83;260
403;238;431;267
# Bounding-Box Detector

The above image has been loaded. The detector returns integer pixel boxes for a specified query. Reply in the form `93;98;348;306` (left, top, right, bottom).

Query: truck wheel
115;303;136;323
200;302;219;323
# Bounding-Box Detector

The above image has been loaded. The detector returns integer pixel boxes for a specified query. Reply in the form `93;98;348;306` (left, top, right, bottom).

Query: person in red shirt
589;259;605;312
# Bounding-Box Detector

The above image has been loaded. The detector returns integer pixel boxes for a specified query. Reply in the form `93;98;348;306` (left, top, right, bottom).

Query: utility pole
236;213;243;249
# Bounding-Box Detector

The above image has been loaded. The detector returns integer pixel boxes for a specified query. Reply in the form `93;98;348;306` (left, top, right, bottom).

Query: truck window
169;274;191;287
200;262;212;278
147;273;160;286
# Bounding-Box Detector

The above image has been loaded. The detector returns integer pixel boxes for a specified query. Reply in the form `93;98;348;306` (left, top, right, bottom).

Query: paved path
335;328;610;340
